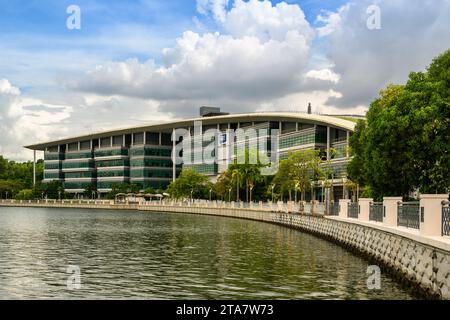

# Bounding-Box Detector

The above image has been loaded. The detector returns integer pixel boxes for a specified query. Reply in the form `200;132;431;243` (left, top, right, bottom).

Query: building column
383;197;402;227
33;150;36;187
419;194;449;237
172;128;176;182
326;126;331;160
346;131;350;158
358;198;373;221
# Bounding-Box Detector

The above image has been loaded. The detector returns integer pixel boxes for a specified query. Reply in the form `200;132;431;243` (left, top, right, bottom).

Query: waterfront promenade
1;195;449;299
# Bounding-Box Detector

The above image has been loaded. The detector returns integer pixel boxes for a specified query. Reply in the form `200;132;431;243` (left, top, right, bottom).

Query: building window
133;132;144;145
80;140;91;150
112;135;123;147
100;137;111;148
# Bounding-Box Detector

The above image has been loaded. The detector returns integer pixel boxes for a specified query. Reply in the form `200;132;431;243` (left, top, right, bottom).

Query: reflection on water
0;207;414;299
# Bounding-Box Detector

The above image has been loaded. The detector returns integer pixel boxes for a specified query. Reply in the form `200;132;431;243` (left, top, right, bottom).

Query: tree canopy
167;169;213;199
348;49;450;198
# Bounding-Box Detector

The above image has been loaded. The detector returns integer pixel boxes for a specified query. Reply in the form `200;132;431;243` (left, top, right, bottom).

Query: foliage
167;169;213;199
15;189;34;200
0;155;44;197
273;149;323;201
107;183;140;199
41;180;65;199
83;183;98;199
348;49;450;198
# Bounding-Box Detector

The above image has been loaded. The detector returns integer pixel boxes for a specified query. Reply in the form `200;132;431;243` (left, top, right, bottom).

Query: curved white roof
25;112;357;150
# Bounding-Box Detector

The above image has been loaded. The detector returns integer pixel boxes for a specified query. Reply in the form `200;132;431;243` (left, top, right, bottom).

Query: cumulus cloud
73;0;316;113
322;0;450;108
197;0;230;22
0;79;72;160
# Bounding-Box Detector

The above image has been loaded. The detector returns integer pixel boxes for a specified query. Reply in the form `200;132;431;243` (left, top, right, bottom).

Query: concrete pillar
420;194;449;237
383;197;402;227
339;199;350;218
311;200;316;215
358;198;373;221
287;201;293;213
326;126;331;160
346;131;350;158
33;150;36;186
172;128;176;182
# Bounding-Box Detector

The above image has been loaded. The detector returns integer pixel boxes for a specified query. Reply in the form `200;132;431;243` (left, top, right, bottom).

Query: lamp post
58;190;61;201
271;184;275;202
249;185;254;203
228;187;232;202
294;182;299;203
190;189;193;203
6;191;9;200
209;188;212;202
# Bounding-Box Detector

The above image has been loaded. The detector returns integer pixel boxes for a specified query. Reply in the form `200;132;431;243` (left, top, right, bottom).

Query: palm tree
231;169;241;201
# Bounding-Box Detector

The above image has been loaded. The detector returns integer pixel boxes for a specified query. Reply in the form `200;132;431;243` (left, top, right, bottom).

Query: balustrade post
419;194;449;237
358;198;372;221
339;199;350;218
383;197;402;227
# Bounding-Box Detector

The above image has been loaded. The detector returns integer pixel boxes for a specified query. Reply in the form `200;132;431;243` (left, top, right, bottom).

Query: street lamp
271;184;275;202
228;187;232;202
249;185;254;203
190;189;193;202
5;191;9;200
294;182;299;203
209;188;212;202
58;191;61;201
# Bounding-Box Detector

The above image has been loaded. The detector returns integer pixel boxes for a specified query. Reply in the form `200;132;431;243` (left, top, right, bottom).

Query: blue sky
0;0;449;160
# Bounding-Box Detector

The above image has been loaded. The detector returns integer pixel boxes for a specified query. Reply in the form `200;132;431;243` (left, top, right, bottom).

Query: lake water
0;207;415;299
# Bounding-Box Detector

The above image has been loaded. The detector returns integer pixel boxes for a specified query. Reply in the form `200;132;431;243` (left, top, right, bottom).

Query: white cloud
316;4;350;37
0;79;72;161
321;0;450;107
305;69;340;83
197;0;230;22
74;0;314;105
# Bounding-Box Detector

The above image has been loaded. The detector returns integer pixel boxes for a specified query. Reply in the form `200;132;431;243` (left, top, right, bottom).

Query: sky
0;0;449;161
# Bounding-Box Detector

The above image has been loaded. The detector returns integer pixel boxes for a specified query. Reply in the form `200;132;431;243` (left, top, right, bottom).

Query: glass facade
279;126;327;150
183;163;218;175
44;172;63;180
65;171;96;179
62;160;95;169
130;146;172;157
64;182;94;190
96;159;130;168
44;152;64;161
94;148;129;158
65;151;93;159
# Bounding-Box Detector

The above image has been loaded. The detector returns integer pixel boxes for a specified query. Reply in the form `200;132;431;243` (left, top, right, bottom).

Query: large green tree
348;49;450;198
167;169;213;199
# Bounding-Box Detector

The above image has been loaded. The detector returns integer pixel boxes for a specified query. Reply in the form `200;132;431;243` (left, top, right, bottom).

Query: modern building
25;107;358;200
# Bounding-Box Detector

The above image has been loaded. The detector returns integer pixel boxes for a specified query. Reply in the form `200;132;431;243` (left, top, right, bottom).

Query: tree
83;183;97;199
41;180;64;199
272;159;295;201
348;49;450;198
214;170;233;200
167;169;212;199
289;149;323;201
107;183;140;199
15;189;34;200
